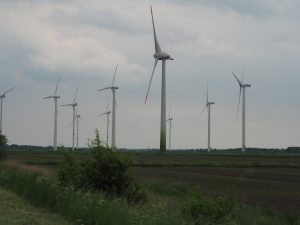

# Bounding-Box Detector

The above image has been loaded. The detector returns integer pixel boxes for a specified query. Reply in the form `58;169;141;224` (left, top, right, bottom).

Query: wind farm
0;1;299;225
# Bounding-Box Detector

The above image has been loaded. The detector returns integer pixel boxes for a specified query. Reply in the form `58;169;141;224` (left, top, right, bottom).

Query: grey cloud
48;7;147;35
161;0;300;17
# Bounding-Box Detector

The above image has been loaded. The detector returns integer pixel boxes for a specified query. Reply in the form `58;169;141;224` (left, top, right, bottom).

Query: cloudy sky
0;0;300;149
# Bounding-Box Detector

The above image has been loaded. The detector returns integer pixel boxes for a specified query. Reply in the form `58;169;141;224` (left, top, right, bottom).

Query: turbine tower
62;87;79;151
166;111;173;151
145;5;174;153
201;81;214;152
0;87;16;135
43;80;60;151
99;108;111;148
98;64;118;150
233;71;251;153
75;109;83;151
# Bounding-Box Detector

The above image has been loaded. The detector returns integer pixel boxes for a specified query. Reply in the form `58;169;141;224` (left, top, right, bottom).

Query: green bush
57;130;147;204
182;194;236;225
0;133;7;160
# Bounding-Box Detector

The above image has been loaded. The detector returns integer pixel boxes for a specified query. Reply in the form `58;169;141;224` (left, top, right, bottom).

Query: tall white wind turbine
0;87;16;135
201;81;214;152
233;71;251;153
145;5;173;153
62;87;79;151
43;80;60;151
166;111;173;151
98;64;118;150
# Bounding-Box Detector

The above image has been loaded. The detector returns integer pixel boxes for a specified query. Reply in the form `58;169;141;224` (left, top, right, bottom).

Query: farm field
4;150;300;216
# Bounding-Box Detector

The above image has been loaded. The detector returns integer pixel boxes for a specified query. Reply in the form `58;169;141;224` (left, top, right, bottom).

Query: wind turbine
62;87;79;151
233;71;251;153
98;64;118;150
43;80;60;151
166;111;173;151
99;106;111;148
145;5;174;153
75;109;83;151
0;87;16;135
201;81;214;152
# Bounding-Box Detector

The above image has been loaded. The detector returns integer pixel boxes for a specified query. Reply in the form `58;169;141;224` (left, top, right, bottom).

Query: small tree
90;129;104;149
58;129;147;204
0;133;7;160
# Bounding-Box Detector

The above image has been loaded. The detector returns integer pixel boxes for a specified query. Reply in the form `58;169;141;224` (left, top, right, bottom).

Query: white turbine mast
62;87;79;151
145;4;173;153
166;109;173;151
99;101;111;148
43;79;60;151
201;80;214;152
75;108;84;151
98;64;118;150
0;86;16;135
233;69;251;153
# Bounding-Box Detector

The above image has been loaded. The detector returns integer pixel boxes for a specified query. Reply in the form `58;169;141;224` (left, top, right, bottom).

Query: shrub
57;130;147;204
182;193;236;225
0;133;7;160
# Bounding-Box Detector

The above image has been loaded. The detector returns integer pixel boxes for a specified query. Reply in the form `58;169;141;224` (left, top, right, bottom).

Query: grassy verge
0;164;191;225
0;187;71;225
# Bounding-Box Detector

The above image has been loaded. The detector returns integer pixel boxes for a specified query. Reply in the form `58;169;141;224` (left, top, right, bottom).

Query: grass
0;187;71;225
0;164;191;225
3;150;300;224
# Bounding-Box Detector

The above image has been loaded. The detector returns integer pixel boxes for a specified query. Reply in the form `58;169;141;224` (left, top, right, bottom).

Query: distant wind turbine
99;105;111;148
145;5;174;153
233;70;251;153
98;64;118;150
62;87;79;151
75;109;83;150
0;87;16;135
201;81;214;152
166;110;173;151
43;80;60;151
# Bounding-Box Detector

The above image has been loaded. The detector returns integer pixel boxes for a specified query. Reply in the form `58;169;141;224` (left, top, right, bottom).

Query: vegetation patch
58;130;147;204
182;194;236;225
0;134;7;160
0;165;190;225
0;187;71;225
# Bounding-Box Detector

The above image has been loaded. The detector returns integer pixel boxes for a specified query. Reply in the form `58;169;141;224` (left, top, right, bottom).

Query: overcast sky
0;0;300;149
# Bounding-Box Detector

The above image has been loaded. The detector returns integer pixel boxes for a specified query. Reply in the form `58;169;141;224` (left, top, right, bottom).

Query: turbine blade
150;4;161;53
106;97;110;111
54;78;60;96
236;87;242;119
111;64;118;87
241;66;245;83
98;87;111;92
232;72;242;87
206;79;209;105
200;104;207;116
2;87;16;96
73;86;79;104
145;58;159;103
68;120;73;128
43;96;53;99
98;112;107;117
61;104;73;106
